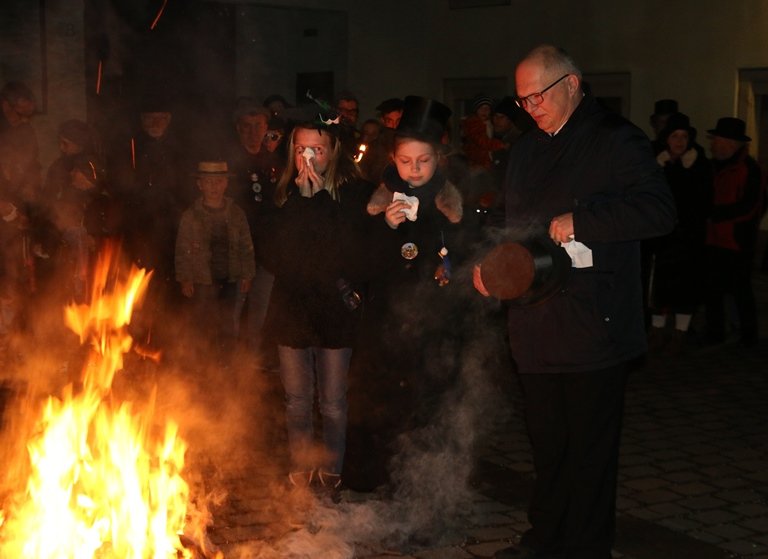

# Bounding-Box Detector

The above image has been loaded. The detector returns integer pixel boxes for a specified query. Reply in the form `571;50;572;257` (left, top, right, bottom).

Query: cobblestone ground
198;272;768;559
1;271;766;559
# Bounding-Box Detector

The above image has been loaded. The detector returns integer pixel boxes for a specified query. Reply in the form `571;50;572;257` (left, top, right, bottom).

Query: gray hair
524;44;582;80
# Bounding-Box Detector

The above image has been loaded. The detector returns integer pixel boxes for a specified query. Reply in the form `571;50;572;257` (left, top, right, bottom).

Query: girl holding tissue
344;96;468;492
263;119;375;497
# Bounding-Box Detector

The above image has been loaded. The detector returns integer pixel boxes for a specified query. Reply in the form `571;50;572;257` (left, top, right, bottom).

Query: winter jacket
175;197;255;285
706;148;764;252
503;94;676;374
263;178;375;348
462;114;506;170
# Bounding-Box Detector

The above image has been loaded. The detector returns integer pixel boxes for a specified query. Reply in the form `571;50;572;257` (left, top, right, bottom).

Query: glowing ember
150;0;169;30
0;244;201;558
96;60;103;95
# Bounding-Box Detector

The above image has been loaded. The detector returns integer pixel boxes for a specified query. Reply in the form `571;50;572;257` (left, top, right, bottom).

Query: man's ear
566;74;580;95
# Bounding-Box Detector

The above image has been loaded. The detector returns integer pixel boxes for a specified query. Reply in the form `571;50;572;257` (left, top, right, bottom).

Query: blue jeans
278;346;351;474
233;266;274;355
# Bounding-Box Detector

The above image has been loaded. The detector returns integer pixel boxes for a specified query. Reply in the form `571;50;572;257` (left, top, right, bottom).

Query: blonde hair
274;123;361;207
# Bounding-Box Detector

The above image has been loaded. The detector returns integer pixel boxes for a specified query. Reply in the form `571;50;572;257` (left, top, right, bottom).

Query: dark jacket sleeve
574;120;677;243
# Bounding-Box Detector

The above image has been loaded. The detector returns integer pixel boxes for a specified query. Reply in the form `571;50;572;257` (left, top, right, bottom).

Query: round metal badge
401;242;418;260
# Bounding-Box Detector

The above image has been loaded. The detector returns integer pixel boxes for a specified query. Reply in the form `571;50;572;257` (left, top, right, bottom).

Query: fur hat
707;117;751;142
396;95;452;144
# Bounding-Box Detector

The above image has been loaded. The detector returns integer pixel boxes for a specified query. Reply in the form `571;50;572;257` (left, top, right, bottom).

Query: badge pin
401;242;418;260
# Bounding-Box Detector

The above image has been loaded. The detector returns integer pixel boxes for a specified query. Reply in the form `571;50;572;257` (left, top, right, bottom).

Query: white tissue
302;147;315;161
561;239;593;268
392;191;419;221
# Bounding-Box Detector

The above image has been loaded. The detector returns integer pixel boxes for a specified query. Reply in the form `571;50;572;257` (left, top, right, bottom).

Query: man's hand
549;212;575;244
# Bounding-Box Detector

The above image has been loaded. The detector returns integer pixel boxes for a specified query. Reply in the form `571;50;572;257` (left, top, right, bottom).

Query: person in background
474;45;675;559
646;112;712;354
649;98;679;154
175;161;255;363
462;94;507;171
359;119;382;145
50;153;113;303
335;90;361;159
263;94;290;117
703;117;764;347
376;97;404;130
226;101;283;363
262;117;374;499
0;81;41;336
106;92;192;352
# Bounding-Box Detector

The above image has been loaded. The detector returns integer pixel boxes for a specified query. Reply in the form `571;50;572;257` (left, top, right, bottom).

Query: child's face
294;128;333;175
393;139;438;187
198;176;228;206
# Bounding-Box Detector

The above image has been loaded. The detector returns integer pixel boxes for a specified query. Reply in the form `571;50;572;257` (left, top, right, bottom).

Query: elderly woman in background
647;112;712;353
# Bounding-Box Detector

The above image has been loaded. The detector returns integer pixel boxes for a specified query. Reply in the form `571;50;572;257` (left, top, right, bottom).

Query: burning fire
0;244;208;558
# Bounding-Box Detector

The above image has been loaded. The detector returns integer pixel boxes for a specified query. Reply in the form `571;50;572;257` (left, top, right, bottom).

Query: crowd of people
0;42;766;559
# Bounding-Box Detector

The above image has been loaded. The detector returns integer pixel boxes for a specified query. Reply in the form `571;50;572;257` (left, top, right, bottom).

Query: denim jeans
278;346;351;475
233;266;274;354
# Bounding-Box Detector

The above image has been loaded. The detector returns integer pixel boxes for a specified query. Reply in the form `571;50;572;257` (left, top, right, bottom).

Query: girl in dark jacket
263;120;374;493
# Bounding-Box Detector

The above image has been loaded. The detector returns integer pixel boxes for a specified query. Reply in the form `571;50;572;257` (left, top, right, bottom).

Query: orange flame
0;243;196;558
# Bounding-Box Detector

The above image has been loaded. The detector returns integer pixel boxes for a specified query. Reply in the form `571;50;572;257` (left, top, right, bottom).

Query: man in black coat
474;45;675;559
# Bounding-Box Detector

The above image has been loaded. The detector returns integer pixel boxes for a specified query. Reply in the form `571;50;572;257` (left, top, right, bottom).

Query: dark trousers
705;247;757;344
517;364;629;559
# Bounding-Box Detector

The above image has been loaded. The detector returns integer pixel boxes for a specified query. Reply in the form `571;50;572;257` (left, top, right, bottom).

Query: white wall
344;0;768;138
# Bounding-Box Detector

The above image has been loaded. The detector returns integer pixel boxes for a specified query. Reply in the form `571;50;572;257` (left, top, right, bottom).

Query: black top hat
707;117;751;142
659;112;697;144
376;97;404;114
396;95;452;144
652;99;678;116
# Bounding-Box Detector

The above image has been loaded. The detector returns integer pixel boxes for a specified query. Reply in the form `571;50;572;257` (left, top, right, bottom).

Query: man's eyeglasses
515;74;570;109
265;132;282;142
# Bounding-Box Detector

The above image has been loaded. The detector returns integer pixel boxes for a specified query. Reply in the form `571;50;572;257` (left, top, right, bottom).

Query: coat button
604;317;610;322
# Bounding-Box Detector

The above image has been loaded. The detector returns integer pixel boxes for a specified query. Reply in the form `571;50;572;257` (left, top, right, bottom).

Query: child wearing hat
345;96;467;492
175;161;255;360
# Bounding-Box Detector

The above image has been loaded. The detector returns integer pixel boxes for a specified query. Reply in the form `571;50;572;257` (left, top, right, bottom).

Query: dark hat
396;95;452;144
376;97;404;114
652;99;678;116
659;112;697;144
139;91;172;113
471;95;495;113
267;116;286;131
707;117;751;142
58;119;93;149
493;96;536;133
193;161;236;177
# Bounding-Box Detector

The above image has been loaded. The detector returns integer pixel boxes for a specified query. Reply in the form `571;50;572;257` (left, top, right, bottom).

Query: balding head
515;45;584;134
